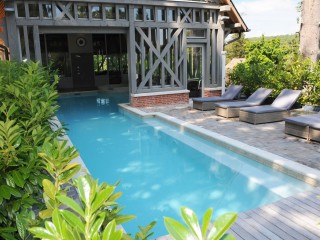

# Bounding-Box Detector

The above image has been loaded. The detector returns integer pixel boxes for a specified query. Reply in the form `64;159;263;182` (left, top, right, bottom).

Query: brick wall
131;92;189;107
0;0;4;33
203;89;222;97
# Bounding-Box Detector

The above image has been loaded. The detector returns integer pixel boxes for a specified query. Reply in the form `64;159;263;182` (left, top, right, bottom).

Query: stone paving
139;102;320;170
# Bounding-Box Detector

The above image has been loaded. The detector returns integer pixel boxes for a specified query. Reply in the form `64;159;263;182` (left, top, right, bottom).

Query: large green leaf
16;214;26;240
52;209;63;236
91;187;115;213
11;170;25;188
28;227;56;240
39;209;53;220
90;216;105;237
180;207;202;240
201;208;213;238
164;217;192;240
207;212;237;240
56;195;85;218
59;164;81;184
115;215;136;225
60;210;85;234
102;220;122;240
76;175;92;207
42;179;56;200
0;185;12;199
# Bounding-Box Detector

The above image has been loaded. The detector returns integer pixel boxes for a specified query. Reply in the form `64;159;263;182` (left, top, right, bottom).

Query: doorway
187;45;204;98
71;53;95;89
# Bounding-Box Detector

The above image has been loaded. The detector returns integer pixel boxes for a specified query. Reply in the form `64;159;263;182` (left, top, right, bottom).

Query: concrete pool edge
119;103;320;187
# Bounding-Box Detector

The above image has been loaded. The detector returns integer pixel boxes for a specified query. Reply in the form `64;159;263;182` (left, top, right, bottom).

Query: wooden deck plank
252;207;307;240
229;188;320;240
260;204;319;240
284;197;320;221
229;222;256;240
268;201;320;239
233;209;296;239
234;216;270;240
238;212;283;240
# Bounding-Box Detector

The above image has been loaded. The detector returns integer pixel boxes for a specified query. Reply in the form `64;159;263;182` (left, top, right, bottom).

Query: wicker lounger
284;114;320;142
239;89;301;124
215;88;272;118
240;107;289;124
192;85;243;111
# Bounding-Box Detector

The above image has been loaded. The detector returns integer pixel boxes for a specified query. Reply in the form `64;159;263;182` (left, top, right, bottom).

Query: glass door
187;45;204;97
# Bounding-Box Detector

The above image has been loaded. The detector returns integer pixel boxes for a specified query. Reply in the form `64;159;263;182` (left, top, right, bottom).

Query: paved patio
139;102;320;170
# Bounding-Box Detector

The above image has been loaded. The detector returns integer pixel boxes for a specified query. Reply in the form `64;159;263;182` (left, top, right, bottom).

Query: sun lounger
239;89;302;124
284;113;320;142
215;88;272;118
192;85;243;111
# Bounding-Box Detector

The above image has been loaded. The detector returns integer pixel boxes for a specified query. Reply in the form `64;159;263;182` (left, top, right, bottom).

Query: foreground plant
29;174;155;240
164;207;237;240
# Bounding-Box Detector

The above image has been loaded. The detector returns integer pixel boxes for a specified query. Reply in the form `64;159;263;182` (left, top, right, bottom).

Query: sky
232;0;300;38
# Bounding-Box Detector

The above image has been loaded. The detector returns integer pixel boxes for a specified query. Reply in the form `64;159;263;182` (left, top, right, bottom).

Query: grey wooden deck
228;187;320;240
156;187;320;240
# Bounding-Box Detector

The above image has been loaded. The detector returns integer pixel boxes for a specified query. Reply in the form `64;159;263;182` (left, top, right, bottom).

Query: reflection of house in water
1;0;248;106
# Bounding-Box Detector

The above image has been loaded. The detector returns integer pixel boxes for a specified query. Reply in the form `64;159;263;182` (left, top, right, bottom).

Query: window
77;5;88;19
17;3;26;18
42;4;53;18
157;8;166;22
105;5;115;19
134;7;143;21
19;27;26;59
118;6;127;20
145;7;154;21
29;4;39;18
204;10;210;23
194;10;201;23
186;29;206;38
91;5;102;19
28;27;35;61
168;9;176;22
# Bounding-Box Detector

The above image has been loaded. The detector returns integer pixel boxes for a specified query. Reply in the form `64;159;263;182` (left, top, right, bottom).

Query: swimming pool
58;92;313;238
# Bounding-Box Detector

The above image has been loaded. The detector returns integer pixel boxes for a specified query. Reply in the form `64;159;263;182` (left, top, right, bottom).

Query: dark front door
71;53;95;89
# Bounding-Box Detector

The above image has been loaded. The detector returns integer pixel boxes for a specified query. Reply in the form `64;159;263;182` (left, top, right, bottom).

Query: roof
220;0;249;33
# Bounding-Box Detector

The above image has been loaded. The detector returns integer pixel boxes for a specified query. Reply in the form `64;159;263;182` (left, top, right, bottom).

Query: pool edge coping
119;103;320;187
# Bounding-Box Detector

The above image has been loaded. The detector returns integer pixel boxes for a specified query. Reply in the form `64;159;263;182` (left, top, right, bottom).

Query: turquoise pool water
58;92;313;238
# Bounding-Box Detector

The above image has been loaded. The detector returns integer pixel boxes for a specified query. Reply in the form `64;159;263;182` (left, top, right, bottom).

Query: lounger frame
285;122;320;142
193;100;232;111
285;122;310;139
193;101;216;111
215;106;241;118
310;128;320;142
239;110;290;124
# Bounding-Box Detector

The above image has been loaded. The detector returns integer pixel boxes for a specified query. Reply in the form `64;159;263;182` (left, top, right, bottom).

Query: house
0;0;248;107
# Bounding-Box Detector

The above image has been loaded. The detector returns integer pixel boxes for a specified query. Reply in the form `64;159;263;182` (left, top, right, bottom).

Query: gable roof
220;0;249;33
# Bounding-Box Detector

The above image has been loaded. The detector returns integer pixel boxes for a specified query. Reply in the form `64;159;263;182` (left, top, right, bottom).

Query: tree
299;0;320;62
225;33;247;63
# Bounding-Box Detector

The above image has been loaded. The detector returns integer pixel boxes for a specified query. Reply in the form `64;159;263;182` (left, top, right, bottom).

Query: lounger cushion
215;101;258;108
193;85;243;103
215;88;272;109
271;89;301;110
193;96;229;103
246;88;273;105
240;105;286;113
285;114;320;129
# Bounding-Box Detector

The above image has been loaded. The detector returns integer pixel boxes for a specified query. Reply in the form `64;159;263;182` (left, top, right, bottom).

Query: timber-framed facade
1;0;248;106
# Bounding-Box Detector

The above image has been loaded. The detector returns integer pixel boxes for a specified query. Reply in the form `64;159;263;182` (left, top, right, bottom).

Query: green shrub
229;36;320;106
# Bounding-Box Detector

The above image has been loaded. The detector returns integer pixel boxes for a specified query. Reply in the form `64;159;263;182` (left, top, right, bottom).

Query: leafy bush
0;61;61;239
164;207;237;240
229;36;320;106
